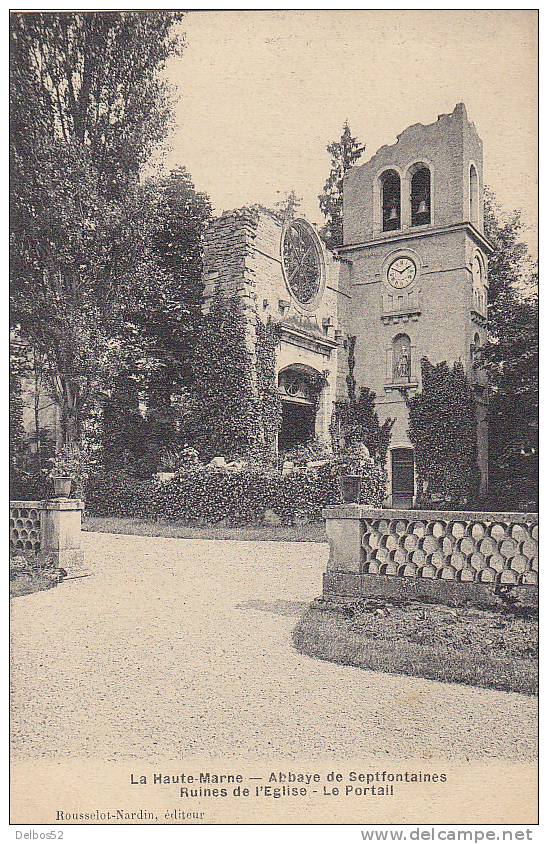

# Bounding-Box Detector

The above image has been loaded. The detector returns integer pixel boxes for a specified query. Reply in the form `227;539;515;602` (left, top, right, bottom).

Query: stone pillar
323;505;365;573
40;498;88;579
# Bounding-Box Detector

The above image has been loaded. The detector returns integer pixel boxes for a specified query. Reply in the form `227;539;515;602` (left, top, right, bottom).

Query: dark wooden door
391;448;414;509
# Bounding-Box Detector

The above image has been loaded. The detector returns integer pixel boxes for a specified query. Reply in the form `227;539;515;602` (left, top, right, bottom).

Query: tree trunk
33;350;42;468
62;410;81;446
59;375;84;447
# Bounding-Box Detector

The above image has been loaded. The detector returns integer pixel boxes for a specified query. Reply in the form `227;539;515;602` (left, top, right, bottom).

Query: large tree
99;167;212;470
480;190;538;509
134;167;212;454
318;121;365;250
10;11;184;445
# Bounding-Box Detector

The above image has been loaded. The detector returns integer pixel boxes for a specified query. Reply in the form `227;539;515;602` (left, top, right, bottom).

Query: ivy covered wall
407;358;480;508
188;294;281;461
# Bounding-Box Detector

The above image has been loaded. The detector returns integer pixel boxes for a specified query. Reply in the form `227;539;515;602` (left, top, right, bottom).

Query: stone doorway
279;401;316;451
277;367;319;453
391;447;415;508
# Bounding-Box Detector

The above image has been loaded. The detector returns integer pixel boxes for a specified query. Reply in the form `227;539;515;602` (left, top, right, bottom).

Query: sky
161;10;537;250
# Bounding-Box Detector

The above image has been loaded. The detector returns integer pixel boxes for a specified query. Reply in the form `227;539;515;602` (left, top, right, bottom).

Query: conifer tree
274;189;302;222
318;122;365;249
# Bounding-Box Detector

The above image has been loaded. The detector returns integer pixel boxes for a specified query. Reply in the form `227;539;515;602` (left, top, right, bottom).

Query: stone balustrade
10;498;87;579
323;505;538;606
10;502;42;555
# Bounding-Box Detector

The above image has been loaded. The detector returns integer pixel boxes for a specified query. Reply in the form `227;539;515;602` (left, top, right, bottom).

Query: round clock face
387;256;417;289
282;220;322;305
472;256;483;285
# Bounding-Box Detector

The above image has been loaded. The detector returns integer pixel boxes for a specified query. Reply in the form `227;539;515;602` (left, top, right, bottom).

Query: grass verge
83;515;327;543
293;597;538;695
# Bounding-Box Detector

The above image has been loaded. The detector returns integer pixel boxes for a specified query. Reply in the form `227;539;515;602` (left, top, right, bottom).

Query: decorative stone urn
339;474;362;504
53;476;72;497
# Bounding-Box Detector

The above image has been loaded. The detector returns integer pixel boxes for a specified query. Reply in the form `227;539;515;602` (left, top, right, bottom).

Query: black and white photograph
9;7;538;829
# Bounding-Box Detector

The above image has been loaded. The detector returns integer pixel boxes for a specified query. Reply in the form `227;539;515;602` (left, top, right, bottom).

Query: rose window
282;220;322;305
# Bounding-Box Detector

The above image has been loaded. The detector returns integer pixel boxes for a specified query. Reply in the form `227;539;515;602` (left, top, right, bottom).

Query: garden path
11;532;536;761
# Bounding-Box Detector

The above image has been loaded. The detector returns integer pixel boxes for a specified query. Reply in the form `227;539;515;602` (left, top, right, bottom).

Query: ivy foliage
255;317;282;458
186;295;280;461
86;461;386;526
331;336;393;463
407;359;479;508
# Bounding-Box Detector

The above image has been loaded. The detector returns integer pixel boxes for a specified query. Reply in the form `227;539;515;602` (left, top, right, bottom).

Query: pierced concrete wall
323;505;538;607
10;498;87;579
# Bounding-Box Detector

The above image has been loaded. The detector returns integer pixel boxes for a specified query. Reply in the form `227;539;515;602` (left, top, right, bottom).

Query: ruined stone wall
201;207;347;446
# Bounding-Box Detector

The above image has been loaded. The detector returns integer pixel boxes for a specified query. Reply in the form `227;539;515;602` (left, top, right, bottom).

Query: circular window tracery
279;371;312;402
282;220;322;306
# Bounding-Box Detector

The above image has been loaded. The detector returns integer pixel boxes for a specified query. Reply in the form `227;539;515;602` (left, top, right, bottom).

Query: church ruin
201;103;491;507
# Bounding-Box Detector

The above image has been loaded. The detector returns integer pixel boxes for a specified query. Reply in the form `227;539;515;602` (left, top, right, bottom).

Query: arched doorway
278;366;321;452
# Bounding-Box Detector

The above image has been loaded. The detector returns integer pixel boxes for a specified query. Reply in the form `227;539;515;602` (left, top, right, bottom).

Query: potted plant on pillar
48;444;89;499
336;442;374;504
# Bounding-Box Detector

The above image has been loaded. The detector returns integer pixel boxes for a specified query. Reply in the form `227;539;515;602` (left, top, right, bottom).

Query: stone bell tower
338;103;492;506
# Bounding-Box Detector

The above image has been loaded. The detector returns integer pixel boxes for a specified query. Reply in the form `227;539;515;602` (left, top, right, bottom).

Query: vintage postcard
9;8;538;829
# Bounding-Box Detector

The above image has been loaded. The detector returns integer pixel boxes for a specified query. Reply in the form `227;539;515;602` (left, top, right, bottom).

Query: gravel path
11;532;537;762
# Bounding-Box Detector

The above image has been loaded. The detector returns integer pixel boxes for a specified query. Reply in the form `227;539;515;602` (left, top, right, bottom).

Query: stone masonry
201;104;492;505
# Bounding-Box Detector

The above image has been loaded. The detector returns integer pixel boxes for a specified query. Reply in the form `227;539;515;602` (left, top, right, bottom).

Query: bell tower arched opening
410;166;431;226
469;163;479;225
381;170;401;232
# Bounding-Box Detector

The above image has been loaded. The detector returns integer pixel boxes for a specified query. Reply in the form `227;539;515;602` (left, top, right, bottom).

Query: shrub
9;553;62;584
407;359;480;508
331;385;394;463
86;460;386;526
279;438;332;466
85;471;157;519
9;467;50;501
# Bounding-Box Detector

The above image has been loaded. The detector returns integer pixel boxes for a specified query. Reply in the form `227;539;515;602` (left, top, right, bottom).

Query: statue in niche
395;345;410;381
